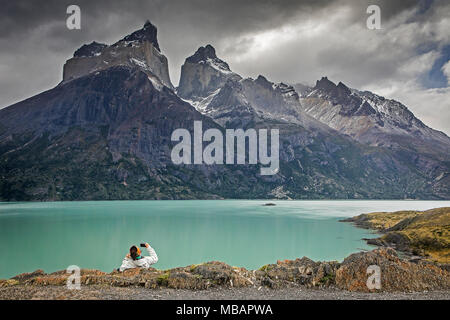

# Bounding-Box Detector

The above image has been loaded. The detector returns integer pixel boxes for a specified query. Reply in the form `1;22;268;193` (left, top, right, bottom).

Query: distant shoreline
2;199;450;204
341;207;450;264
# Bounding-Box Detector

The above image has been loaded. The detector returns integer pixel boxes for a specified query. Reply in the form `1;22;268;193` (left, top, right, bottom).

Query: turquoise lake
0;200;449;279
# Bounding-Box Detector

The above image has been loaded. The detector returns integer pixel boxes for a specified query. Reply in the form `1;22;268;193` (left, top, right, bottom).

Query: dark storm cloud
0;0;419;50
0;0;449;133
0;0;419;33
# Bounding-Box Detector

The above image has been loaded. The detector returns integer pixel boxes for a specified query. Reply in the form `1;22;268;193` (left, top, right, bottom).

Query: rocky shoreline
341;207;450;264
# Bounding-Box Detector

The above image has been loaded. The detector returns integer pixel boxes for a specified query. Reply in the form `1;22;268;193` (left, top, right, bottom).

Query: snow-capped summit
73;41;107;58
299;77;450;157
116;20;160;51
178;48;328;131
177;44;241;99
62;20;173;89
187;44;217;62
185;44;233;73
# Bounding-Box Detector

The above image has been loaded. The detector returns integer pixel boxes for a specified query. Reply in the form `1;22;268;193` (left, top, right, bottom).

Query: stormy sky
1;0;449;135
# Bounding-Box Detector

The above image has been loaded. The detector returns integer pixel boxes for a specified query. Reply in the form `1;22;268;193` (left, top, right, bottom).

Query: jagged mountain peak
73;41;107;58
178;44;240;99
314;76;336;90
301;77;450;156
184;44;232;74
117;20;160;51
144;20;154;29
313;77;353;99
254;75;272;88
253;76;297;97
187;44;217;63
337;81;351;94
62;20;173;89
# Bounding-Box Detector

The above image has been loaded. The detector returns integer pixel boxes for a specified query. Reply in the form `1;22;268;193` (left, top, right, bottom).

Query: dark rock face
1;66;189;140
354;101;377;116
186;45;219;63
119;20;160;51
74;41;108;58
315;76;336;92
0;66;253;200
313;77;373;116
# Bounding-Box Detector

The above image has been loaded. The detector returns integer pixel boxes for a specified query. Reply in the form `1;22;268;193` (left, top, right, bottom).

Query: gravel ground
0;285;449;300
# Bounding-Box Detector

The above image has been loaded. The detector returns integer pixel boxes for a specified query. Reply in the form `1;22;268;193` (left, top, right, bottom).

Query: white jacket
119;245;158;272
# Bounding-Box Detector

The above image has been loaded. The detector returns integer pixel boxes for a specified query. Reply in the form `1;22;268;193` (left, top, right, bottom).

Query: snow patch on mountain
203;58;233;74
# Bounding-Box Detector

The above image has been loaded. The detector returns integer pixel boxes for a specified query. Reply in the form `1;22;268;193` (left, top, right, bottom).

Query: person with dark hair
119;242;158;271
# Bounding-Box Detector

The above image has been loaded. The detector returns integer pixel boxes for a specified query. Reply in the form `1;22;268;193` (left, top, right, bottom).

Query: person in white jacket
119;242;158;272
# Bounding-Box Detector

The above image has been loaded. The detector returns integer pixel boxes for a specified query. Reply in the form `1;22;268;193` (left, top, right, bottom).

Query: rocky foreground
1;248;449;300
1;285;449;300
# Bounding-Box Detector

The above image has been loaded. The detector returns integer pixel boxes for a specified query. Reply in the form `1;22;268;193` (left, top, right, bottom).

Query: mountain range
0;21;448;200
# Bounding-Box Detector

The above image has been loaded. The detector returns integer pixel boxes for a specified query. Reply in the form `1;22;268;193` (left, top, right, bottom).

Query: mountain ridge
0;21;448;201
297;77;450;148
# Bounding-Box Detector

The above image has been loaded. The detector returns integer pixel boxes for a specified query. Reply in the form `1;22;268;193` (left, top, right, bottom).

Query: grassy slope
359;207;450;263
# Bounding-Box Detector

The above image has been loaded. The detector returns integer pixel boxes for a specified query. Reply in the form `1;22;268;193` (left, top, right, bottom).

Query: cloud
442;60;450;85
388;86;450;137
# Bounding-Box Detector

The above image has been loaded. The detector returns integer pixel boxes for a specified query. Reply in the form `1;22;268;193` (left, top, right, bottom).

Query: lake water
0;200;449;279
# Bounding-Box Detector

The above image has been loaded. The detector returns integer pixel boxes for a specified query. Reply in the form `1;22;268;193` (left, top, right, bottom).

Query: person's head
129;245;141;260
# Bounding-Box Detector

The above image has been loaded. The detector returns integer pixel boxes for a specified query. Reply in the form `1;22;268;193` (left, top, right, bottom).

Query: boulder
335;248;450;292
